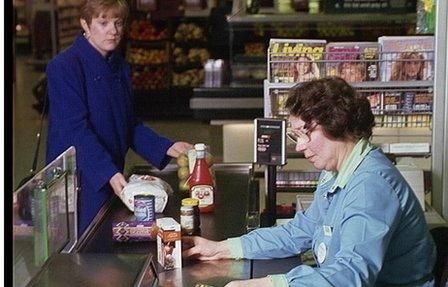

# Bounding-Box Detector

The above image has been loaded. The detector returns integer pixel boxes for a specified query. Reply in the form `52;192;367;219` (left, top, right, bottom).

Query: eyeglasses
286;123;316;145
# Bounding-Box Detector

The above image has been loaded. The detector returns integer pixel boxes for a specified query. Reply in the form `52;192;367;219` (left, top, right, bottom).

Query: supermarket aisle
13;52;223;189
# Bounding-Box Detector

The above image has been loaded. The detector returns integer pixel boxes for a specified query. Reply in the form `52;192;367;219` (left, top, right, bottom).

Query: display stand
254;118;286;226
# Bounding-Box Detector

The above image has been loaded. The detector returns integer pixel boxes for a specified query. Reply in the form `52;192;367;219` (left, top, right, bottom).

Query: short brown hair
285;77;375;140
80;0;129;25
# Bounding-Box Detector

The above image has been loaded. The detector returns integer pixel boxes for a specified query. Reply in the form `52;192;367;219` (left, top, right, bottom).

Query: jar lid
182;198;199;206
194;143;206;151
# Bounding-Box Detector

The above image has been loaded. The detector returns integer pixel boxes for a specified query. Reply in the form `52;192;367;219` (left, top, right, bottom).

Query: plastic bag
119;174;173;213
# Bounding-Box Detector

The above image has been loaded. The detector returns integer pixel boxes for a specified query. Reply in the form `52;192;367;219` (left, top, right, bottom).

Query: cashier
45;0;191;233
184;77;436;287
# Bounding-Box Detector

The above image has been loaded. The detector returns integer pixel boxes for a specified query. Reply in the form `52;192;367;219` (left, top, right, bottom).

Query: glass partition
13;147;78;287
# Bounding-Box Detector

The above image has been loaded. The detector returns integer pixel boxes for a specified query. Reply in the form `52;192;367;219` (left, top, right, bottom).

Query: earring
83;32;90;39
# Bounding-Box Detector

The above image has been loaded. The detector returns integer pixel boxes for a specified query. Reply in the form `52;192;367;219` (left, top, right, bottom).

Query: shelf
130;63;170;69
227;12;416;25
193;84;263;98
128;39;170;47
264;81;434;90
184;8;211;17
276;186;316;193
174;40;209;48
233;54;265;63
173;62;204;71
286;149;431;160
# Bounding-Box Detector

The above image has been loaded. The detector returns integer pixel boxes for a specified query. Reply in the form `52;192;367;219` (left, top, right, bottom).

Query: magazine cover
378;36;434;81
325;42;380;82
263;81;291;118
268;39;326;83
359;91;382;114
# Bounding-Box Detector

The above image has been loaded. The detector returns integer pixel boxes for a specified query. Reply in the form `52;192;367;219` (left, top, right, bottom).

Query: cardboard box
157;217;182;270
112;221;158;242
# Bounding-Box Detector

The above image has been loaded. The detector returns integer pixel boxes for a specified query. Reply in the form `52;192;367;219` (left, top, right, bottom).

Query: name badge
323;225;333;237
316;242;327;264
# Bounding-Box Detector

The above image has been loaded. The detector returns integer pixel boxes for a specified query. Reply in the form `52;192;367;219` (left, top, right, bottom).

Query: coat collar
72;33;121;75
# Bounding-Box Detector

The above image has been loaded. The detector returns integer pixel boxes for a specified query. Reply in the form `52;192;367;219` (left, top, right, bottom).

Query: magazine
264;82;291;118
378;36;435;81
325;42;380;82
268;39;326;83
358;91;382;114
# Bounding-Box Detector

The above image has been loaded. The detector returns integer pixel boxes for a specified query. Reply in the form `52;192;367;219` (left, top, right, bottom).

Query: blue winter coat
46;34;173;234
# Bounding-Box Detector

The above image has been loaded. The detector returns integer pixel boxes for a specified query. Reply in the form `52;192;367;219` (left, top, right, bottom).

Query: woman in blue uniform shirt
184;77;436;286
46;0;191;234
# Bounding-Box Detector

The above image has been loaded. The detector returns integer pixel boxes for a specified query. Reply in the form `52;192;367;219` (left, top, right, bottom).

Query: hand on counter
224;277;273;287
167;142;193;158
109;172;128;197
182;236;231;261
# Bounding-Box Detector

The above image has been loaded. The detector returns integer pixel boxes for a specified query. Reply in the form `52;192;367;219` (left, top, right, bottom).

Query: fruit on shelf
172;69;204;87
174;23;204;41
244;43;265;56
127;47;169;65
132;68;168;90
173;47;210;66
129;20;169;41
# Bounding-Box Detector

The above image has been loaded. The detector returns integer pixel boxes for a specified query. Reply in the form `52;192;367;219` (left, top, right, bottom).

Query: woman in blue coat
46;0;191;234
184;77;436;287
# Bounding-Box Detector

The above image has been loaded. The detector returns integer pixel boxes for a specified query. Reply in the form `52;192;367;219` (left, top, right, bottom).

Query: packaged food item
134;194;155;221
112;221;158;242
180;198;200;236
188;144;215;213
157;217;182;270
120;174;172;213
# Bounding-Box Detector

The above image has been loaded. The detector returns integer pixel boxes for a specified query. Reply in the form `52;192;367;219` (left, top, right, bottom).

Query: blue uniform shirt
228;139;436;286
46;34;173;233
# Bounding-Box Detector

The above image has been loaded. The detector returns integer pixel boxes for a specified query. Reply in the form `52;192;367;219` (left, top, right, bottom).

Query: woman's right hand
182;236;231;261
109;172;127;197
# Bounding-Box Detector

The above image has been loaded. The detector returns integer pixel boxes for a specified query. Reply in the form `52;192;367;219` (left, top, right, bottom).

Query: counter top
77;164;257;286
29;164;302;287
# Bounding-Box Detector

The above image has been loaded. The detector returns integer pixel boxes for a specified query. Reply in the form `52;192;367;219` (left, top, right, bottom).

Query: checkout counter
13;147;301;287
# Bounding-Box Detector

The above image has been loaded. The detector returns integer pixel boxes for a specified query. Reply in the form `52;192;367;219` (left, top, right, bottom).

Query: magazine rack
265;46;435;129
261;40;435;223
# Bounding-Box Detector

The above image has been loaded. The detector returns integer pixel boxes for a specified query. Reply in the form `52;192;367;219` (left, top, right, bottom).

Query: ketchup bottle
189;143;215;213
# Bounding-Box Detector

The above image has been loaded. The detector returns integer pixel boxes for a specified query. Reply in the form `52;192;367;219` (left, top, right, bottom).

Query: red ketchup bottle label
189;143;215;213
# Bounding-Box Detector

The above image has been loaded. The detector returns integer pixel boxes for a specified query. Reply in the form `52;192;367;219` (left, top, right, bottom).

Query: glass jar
180;198;201;235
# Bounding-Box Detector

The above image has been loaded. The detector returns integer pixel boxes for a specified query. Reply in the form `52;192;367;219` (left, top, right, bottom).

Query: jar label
191;185;214;206
181;214;194;232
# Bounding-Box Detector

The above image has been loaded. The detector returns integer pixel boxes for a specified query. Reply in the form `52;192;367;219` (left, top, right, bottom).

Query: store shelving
126;9;214;118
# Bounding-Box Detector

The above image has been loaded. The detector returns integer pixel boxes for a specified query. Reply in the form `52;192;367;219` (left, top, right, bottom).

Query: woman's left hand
167;142;193;158
224;277;272;287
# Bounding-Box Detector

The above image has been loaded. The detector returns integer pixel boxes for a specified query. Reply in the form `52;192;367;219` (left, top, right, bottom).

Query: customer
46;0;191;233
184;77;436;287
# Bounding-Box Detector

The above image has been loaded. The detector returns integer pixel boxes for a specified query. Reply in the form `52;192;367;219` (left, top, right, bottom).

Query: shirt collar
324;138;374;194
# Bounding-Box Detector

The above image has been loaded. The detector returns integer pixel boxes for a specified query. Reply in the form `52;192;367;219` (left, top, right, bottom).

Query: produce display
244;43;265;56
174;23;205;41
132;67;169;90
127;19;210;93
172;69;204;87
127;47;169;65
129;20;169;41
173;47;210;66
